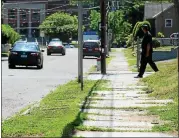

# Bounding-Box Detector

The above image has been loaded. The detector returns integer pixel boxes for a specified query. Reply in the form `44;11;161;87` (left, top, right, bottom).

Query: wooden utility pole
100;0;107;74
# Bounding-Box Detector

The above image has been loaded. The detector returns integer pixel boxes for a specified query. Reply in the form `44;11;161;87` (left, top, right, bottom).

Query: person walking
135;24;159;78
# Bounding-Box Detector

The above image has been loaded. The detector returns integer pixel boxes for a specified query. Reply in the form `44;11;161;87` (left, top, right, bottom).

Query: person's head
141;24;149;33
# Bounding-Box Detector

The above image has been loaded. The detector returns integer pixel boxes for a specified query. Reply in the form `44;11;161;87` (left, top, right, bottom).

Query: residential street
2;48;96;120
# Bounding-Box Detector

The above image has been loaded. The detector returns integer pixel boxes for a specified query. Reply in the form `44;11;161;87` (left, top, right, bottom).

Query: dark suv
83;40;100;58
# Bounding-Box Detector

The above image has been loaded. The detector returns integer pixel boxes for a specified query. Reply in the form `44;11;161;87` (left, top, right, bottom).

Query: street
2;48;96;120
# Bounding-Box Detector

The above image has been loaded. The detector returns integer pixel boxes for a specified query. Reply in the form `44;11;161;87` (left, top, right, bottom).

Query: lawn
2;79;109;137
141;59;178;134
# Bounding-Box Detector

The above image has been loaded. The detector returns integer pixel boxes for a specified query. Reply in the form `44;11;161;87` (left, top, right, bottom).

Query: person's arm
146;43;150;57
146;35;152;57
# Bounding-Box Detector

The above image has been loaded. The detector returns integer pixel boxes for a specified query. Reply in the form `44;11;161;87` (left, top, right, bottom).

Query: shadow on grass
61;79;103;138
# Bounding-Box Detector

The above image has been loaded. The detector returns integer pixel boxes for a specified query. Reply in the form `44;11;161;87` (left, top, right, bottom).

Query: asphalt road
2;48;97;120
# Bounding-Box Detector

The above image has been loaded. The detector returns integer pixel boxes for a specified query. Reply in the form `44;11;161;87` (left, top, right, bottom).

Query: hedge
2;24;20;44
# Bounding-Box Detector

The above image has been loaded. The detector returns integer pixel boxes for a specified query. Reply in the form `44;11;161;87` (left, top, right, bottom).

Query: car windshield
52;38;60;41
83;42;99;48
12;44;39;51
49;41;62;46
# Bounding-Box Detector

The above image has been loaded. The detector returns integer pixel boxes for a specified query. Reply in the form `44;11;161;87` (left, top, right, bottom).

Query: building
2;0;93;38
144;2;179;37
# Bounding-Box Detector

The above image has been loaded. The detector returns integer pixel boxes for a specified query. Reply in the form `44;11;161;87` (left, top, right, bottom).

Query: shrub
152;38;161;48
2;24;20;44
132;21;151;40
157;32;165;38
126;34;133;47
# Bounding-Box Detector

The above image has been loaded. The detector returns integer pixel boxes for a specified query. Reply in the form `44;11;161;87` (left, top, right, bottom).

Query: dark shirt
141;31;153;55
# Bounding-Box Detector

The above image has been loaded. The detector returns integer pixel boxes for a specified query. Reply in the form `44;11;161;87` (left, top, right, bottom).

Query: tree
39;12;78;42
2;24;20;44
89;10;100;31
89;10;132;43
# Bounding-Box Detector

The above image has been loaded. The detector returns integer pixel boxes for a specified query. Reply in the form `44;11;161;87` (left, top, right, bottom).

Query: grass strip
140;59;178;134
2;79;109;137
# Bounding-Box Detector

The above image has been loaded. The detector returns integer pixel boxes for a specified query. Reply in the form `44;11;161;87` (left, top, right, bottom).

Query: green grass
141;59;178;134
111;48;117;53
75;125;153;133
2;79;110;137
1;52;9;57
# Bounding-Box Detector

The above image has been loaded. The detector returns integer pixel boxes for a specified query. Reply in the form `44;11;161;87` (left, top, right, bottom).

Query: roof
144;2;174;19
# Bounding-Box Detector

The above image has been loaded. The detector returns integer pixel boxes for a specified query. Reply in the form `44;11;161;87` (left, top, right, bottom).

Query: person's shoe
134;75;143;78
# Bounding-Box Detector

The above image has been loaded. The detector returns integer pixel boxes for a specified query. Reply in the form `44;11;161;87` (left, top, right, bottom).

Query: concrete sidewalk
73;48;175;137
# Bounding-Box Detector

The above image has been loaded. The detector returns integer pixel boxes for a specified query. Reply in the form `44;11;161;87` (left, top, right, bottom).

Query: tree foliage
89;10;132;43
132;20;151;39
39;12;78;41
89;10;100;31
2;24;20;44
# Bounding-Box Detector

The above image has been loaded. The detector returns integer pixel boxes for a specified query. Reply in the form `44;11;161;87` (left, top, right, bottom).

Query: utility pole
100;0;107;74
106;10;109;57
78;1;83;90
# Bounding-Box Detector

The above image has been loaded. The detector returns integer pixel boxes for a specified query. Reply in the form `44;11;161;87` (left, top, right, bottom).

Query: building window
8;9;16;19
20;9;28;20
32;10;40;21
165;19;172;27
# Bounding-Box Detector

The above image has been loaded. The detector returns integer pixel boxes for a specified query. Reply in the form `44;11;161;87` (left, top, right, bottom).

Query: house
144;2;179;37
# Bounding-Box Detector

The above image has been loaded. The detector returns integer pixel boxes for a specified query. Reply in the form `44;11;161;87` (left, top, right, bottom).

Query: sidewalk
74;48;174;137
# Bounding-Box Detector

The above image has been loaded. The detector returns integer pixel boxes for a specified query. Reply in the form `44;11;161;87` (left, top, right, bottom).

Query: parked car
27;37;38;45
47;41;66;56
8;43;44;69
83;40;100;58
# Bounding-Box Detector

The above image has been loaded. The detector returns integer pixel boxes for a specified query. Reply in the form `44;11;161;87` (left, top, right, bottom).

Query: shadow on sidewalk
61;79;103;138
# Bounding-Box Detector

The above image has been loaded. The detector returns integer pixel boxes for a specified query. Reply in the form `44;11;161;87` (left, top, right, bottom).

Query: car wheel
41;63;43;69
9;64;15;69
47;52;51;56
62;52;66;56
83;56;85;59
37;64;42;69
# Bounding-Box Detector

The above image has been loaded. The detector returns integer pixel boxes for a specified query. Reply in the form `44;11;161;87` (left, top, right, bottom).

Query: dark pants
138;54;159;77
